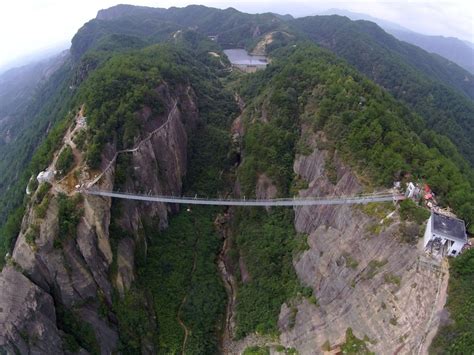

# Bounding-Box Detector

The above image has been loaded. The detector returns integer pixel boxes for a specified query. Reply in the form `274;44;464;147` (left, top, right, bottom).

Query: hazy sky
0;0;472;69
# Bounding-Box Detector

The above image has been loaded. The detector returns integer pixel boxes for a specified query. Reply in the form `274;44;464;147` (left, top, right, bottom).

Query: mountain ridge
291;15;474;166
320;8;474;74
0;5;473;354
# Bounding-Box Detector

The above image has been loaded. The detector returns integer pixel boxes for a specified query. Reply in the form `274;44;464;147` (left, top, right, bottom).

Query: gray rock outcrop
0;83;199;353
0;266;63;354
278;133;446;354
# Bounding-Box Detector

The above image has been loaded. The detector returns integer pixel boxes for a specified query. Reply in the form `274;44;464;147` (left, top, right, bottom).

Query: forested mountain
0;52;67;126
0;52;74;224
72;4;287;60
0;5;473;354
291;15;474;166
0;5;290;228
320;8;474;74
389;29;474;74
2;6;474;229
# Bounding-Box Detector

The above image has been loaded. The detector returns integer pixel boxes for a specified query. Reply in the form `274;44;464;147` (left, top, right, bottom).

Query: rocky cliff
278;129;447;354
0;83;199;353
222;125;446;354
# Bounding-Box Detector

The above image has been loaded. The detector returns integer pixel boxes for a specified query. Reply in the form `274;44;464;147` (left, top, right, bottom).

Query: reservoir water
223;49;267;66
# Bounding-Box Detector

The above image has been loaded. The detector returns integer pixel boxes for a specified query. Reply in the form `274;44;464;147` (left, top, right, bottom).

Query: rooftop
432;212;467;243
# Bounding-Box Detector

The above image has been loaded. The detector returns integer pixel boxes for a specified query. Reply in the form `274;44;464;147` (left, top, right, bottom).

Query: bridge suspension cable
81;189;405;207
81;89;405;207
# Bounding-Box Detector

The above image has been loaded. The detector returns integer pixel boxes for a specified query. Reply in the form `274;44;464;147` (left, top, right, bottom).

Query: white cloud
0;0;165;67
344;1;474;40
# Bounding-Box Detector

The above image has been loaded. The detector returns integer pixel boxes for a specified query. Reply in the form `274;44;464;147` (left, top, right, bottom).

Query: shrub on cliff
56;146;74;176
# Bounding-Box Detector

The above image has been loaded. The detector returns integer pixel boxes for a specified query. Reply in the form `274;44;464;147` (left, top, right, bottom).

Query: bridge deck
82;189;405;207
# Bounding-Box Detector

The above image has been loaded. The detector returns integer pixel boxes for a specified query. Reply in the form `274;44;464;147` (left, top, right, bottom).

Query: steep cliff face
0;266;63;353
0;83;199;353
278;130;447;354
1;15;464;352
111;83;198;294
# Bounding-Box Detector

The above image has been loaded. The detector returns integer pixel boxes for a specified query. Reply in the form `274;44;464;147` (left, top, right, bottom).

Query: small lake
223;49;267;66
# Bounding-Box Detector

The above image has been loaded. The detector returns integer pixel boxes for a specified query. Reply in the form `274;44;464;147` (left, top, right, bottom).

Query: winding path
81;86;405;207
177;215;202;354
87;99;179;187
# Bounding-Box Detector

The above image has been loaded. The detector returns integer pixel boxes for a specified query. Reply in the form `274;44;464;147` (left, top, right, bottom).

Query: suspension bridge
80;87;405;207
81;189;405;207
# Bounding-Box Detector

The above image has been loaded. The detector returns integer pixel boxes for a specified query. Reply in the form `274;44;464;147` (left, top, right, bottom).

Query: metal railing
81;188;405;207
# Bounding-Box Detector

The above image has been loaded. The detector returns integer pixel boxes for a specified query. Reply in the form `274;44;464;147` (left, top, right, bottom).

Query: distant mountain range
320;9;474;74
293;14;474;167
0;6;473;355
0;51;68;121
0;42;69;76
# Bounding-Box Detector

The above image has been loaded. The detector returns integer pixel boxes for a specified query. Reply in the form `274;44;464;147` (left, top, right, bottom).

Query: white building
77;116;87;127
37;170;54;184
406;182;420;199
423;211;467;257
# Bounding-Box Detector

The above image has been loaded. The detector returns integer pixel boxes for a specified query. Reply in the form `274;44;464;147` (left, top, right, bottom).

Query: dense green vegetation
78;41;234;168
84;38;238;352
233;42;474;344
243;346;271;355
78;46;173;167
2;5;474;351
233;208;305;337
106;205;228;354
109;107;233;352
71;4;288;60
238;107;297;196
431;249;474;354
57;194;82;237
0;61;74;225
56;146;74;175
292;16;474;99
291;16;474;166
399;199;430;224
56;305;100;354
340;328;374;354
238;44;474;231
0;116;72;264
56;193;83;248
140;208;225;353
0;206;25;262
0;59;80;266
111;286;159;352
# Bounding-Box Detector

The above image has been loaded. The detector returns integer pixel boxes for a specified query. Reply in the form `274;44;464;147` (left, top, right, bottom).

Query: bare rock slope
0;84;198;353
278;132;447;354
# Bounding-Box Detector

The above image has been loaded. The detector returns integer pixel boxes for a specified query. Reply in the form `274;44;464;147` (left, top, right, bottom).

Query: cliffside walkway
81;86;406;207
86;99;179;188
82;189;405;206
